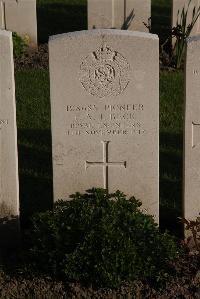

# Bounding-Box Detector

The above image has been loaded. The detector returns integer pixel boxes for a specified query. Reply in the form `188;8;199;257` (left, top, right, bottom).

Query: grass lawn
15;71;52;225
15;0;184;236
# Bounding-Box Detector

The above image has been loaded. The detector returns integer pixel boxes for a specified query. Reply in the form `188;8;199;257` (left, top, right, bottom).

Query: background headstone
172;0;200;36
184;35;200;226
0;0;37;47
0;1;5;29
49;29;159;221
88;0;151;32
0;30;19;247
88;0;114;29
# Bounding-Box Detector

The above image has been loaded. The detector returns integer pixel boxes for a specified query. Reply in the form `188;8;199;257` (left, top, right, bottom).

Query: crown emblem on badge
80;44;130;98
93;44;116;62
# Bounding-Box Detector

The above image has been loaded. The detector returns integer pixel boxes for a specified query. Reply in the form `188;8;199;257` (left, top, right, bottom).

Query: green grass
15;71;52;225
152;0;171;44
37;0;87;43
159;71;184;235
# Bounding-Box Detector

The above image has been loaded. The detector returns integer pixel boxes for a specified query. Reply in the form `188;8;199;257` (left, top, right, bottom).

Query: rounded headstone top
0;29;12;37
49;29;158;43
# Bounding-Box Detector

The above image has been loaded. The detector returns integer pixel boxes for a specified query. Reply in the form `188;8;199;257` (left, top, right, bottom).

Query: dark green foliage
12;32;28;59
28;189;180;288
181;216;200;254
172;0;200;68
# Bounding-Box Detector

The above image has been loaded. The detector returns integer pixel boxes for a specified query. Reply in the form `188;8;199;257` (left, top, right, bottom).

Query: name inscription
65;104;145;136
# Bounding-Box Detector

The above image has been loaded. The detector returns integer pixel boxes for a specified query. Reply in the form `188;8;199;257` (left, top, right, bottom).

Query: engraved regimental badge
80;44;130;98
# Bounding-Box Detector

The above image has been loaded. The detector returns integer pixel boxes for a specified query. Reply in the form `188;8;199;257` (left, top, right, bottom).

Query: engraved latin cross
85;141;126;190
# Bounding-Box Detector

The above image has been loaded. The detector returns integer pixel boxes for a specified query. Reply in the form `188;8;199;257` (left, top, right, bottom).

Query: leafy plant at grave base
172;0;200;69
12;32;28;59
27;188;181;288
180;215;200;254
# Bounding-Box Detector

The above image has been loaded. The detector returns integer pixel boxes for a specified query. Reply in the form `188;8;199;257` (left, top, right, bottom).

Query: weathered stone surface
0;1;5;29
0;30;19;247
172;0;200;36
88;0;151;32
88;0;113;29
184;35;200;225
0;0;37;47
49;30;159;221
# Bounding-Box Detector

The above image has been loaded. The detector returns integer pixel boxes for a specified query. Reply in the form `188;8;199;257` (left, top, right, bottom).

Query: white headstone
0;30;19;246
172;0;200;36
0;1;5;29
88;0;151;32
49;30;159;221
184;35;200;226
0;0;37;47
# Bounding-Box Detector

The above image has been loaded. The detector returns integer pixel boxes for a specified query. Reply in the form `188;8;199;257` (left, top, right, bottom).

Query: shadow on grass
151;1;171;44
37;3;87;43
18;129;53;227
0;216;20;251
160;131;183;237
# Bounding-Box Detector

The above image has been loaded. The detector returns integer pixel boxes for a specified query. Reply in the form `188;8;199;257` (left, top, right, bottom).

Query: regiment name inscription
66;103;145;136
